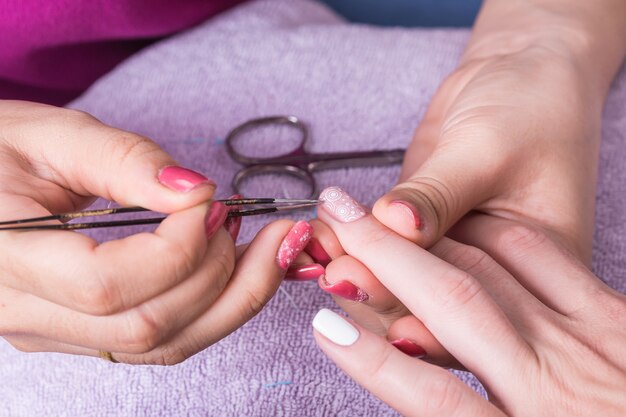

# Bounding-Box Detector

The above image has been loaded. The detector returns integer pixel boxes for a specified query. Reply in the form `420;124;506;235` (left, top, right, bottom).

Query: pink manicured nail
285;263;325;281
319;275;369;302
223;194;242;242
319;186;366;223
158;165;215;193
277;221;313;270
390;200;422;230
205;201;229;239
305;238;332;267
391;338;426;358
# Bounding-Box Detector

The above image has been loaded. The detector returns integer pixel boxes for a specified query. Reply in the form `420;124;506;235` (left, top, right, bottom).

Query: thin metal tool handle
225;115;307;165
232;164;317;199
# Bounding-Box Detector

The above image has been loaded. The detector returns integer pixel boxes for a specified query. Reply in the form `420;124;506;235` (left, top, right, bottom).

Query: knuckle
360;226;396;248
49;108;98;127
117;307;163;353
162;240;199;285
73;273;122;316
422;372;465;414
151;344;189;366
65;108;98;124
437;243;492;276
591;288;626;324
6;337;37;353
365;345;396;381
434;269;483;312
104;132;160;169
206;250;234;293
495;224;547;255
239;285;271;319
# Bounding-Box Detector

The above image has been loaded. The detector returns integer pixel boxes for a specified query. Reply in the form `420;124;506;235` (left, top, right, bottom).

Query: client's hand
313;187;626;416
0;101;312;364
372;43;603;264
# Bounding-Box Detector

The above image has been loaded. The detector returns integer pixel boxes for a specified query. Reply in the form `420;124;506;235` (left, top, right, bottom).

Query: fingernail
312;308;359;346
277;221;313;270
285;263;325;281
158;165;215;193
319;275;369;302
319;186;366;223
224;194;242;242
205;201;229;239
390;338;426;358
390;200;422;230
305;238;332;267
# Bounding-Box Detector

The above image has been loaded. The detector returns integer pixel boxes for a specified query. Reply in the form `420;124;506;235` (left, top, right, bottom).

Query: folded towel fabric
1;0;624;415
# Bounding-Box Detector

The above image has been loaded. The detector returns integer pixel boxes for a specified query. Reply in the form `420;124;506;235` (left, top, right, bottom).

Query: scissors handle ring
232;164;317;199
225;115;307;165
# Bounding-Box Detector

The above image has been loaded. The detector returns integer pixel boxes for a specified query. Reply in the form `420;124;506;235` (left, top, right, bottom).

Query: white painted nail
312;308;359;346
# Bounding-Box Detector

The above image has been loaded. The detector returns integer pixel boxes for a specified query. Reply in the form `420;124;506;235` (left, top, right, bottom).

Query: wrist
463;0;626;99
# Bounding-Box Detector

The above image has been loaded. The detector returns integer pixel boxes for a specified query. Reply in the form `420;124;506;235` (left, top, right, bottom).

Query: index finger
0;201;226;316
316;187;532;381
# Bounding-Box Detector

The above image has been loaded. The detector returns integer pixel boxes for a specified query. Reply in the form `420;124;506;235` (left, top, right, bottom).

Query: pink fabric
0;0;242;105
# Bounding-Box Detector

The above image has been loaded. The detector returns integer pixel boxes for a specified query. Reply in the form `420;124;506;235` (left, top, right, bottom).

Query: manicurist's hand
0;100;313;364
313;187;626;416
372;0;626;264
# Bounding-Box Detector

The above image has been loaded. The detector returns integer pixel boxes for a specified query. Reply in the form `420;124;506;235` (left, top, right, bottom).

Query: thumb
312;308;501;417
26;110;216;213
372;149;499;247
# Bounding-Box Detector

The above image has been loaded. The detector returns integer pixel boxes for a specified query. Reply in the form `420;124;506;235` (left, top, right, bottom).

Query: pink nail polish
390;338;426;358
319;186;366;223
205;201;229;239
277;221;313;270
319;275;369;302
285;263;325;281
224;194;242;242
158;165;215;193
305;238;332;267
390;200;421;229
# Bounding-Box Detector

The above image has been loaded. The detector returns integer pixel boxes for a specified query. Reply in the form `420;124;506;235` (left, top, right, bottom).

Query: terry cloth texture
1;0;624;415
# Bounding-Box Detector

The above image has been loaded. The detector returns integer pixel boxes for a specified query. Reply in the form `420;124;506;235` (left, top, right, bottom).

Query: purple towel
1;0;624;415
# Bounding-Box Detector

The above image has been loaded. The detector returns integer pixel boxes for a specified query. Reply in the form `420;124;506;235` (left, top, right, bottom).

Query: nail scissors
0;198;320;231
226;116;405;198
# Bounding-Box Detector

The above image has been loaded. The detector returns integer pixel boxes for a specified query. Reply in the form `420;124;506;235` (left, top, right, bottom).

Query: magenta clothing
0;0;242;105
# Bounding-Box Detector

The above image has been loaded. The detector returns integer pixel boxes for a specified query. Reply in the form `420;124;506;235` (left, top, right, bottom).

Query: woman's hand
0;100;313;364
313;187;626;416
372;0;626;264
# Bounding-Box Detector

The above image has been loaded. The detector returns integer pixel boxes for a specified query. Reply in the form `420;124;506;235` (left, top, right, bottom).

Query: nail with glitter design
277;221;314;270
305;238;332;267
319;186;366;223
319;275;369;302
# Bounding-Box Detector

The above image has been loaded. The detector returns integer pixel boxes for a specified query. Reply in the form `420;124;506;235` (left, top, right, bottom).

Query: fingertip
147;167;217;213
372;190;434;247
276;220;313;270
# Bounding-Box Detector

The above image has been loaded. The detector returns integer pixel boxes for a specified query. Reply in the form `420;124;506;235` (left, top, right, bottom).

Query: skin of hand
313;187;626;417
371;0;626;265
0;100;313;364
307;0;626;343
